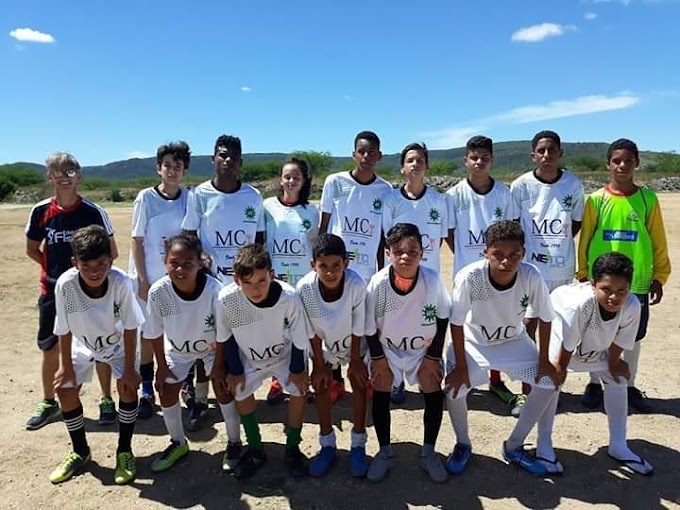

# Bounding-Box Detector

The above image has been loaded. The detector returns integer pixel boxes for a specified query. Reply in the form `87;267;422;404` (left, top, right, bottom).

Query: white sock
319;430;337;448
351;429;367;449
623;341;641;387
506;386;556;452
604;384;632;458
536;390;560;461
161;403;186;444
219;401;241;443
446;395;471;447
195;381;209;404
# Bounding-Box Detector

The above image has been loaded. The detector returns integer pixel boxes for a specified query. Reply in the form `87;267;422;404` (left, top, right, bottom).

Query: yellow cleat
49;451;91;484
114;451;136;485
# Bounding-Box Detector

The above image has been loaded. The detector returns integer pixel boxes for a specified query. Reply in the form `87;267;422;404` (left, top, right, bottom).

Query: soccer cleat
114;451;136;485
329;379;346;404
445;442;472;475
420;449;448;483
49;451;91;484
26;400;60;430
366;449;393;482
308;446;337;477
98;396;117;425
581;383;604;409
510;394;527;418
232;448;267;480
187;401;208;431
137;395;155;420
390;382;405;405
627;387;653;413
502;442;547;476
285;445;309;478
349;446;370;477
222;442;242;473
151;440;189;473
489;381;518;405
266;379;285;405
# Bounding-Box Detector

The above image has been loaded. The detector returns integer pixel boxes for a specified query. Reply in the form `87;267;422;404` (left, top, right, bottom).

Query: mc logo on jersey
386;335;431;351
82;332;121;352
343;216;375;236
481;325;517;342
422;303;437;326
531;219;564;236
249;342;286;361
467;229;486;246
215;229;251;247
273;238;305;256
328;334;352;354
169;338;211;354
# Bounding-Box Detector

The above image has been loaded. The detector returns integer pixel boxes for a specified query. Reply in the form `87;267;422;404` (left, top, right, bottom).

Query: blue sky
2;0;680;166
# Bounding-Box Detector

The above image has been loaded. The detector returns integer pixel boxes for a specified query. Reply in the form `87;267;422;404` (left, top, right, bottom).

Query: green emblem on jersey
372;198;383;212
494;206;503;220
422;304;437;324
520;294;529;310
627;211;640;222
244;206;257;220
562;195;573;210
204;314;215;331
302;218;312;231
113;302;120;318
428;208;440;222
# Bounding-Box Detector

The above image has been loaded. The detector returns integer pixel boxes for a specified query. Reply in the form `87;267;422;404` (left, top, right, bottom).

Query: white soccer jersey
382;186;447;272
549;282;640;364
263;197;320;286
54;267;145;360
446;179;515;275
365;266;451;367
215;281;312;370
181;181;265;284
320;171;392;282
296;268;366;365
510;170;585;282
144;274;222;362
450;259;555;347
129;186;189;285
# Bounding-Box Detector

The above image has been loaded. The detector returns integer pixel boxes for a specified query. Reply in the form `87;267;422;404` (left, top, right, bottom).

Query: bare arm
445;228;455;253
26;238;42;265
130;237;149;299
319;212;331;235
109;235;119;261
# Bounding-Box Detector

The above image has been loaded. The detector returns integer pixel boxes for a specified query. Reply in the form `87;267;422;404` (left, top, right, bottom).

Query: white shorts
61;339;130;389
321;337;368;368
163;352;218;384
550;340;626;387
233;358;305;401
525;278;573;319
445;334;555;399
380;349;427;389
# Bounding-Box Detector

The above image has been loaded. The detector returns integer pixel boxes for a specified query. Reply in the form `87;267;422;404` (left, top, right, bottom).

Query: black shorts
37;293;58;351
634;293;649;342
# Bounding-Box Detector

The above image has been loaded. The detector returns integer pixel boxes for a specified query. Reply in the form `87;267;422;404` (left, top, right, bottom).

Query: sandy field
0;197;678;510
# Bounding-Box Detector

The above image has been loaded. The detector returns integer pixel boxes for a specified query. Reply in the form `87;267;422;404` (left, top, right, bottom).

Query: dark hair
156;141;191;169
466;135;493;156
607;138;639;163
277;157;312;206
70;225;111;261
164;232;212;277
592;252;633;284
354;130;381;150
400;142;428;167
313;233;347;260
485;220;524;247
531;130;561;150
233;244;272;279
385;223;422;249
213;135;242;157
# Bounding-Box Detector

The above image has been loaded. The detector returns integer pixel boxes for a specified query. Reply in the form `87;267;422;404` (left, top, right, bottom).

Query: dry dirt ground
0;198;678;510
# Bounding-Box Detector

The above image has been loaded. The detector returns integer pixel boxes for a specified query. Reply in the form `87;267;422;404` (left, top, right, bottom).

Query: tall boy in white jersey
319;130;392;401
216;244;313;480
50;226;145;485
182;135;265;427
444;221;562;477
445;136;519;412
382;142;447;272
365;223;451;483
298;234;370;478
129;141;191;419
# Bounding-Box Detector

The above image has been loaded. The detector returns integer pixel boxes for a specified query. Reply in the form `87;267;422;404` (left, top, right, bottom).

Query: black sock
423;391;444;446
184;364;195;386
63;405;89;458
117;399;138;454
140;361;154;397
45;398;57;405
372;391;392;447
332;367;343;383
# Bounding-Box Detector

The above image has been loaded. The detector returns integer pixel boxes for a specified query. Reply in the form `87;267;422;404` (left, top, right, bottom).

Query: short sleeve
215;289;233;343
25;204;45;241
445;191;457;231
130;191;147;238
144;290;164;339
351;277;367;337
612;297;641;351
288;294;313;351
528;267;556;322
571;178;586;222
510;180;522;220
364;276;379;336
449;272;472;326
554;304;582;353
382;193;396;235
181;188;199;231
320;176;334;214
118;274;145;330
256;195;265;232
436;277;452;320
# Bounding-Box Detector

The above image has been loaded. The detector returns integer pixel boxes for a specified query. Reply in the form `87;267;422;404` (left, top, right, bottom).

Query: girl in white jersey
383;142;447;273
145;234;242;474
129;141;190;420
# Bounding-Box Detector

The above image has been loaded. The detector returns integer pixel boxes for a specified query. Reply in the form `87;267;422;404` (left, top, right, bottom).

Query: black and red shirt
25;196;114;295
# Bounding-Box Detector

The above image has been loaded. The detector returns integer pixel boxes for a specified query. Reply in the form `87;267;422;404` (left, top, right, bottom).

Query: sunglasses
51;168;80;178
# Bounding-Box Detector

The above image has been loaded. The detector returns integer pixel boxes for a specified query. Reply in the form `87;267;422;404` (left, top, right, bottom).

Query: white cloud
594;0;632;4
422;126;486;150
585;11;598;19
511;23;576;43
343;94;353;102
241;86;252;92
125;151;152;159
9;27;55;43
